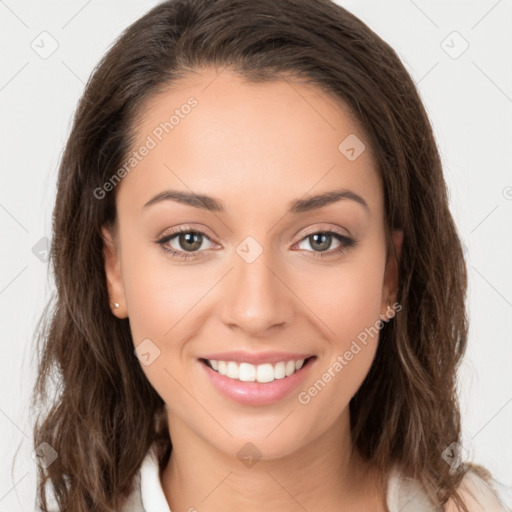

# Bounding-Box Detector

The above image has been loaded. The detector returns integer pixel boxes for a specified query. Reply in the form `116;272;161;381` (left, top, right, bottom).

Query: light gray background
1;1;511;510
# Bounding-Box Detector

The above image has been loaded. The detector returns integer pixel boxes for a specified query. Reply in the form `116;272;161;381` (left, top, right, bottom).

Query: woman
32;0;508;511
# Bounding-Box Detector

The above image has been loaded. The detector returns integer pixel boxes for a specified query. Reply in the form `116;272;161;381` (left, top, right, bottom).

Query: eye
294;230;357;258
155;226;357;261
155;227;217;261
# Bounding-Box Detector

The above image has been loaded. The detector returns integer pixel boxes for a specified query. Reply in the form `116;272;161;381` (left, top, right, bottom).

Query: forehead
117;67;382;220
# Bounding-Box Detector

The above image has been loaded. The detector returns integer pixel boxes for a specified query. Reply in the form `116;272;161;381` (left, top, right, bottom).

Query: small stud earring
113;302;120;309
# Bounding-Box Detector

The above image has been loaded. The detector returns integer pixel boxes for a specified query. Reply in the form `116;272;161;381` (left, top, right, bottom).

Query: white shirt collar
139;444;172;512
135;444;508;512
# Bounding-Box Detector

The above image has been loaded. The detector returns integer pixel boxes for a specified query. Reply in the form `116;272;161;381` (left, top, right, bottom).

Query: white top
121;444;510;512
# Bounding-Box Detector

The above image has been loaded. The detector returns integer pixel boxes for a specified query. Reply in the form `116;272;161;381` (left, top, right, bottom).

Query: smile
202;357;312;383
199;356;317;406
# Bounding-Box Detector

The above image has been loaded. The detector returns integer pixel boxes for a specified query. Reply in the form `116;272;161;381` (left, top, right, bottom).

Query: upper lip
200;351;316;365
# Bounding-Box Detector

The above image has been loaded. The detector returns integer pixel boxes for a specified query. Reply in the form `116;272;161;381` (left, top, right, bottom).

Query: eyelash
155;226;357;261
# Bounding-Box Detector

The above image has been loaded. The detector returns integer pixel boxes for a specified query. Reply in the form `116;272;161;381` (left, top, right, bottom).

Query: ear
101;224;128;318
380;229;403;320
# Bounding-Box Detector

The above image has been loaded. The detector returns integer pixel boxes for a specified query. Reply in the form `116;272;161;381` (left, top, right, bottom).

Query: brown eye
305;233;335;252
295;230;356;258
175;232;203;252
156;227;217;260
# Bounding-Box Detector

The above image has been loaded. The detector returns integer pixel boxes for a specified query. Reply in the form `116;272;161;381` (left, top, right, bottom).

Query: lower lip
199;357;316;406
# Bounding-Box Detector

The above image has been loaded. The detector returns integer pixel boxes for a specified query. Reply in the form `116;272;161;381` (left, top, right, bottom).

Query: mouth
199;356;317;383
198;355;317;406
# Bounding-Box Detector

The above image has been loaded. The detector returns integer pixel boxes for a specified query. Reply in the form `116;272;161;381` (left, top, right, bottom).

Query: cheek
118;236;211;405
120;229;207;345
125;269;204;344
298;250;386;346
295;276;383;428
295;248;386;403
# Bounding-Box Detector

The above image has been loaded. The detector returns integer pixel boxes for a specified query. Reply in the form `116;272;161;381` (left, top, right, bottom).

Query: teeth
239;362;256;382
218;361;227;375
274;361;286;379
226;361;239;379
206;358;307;383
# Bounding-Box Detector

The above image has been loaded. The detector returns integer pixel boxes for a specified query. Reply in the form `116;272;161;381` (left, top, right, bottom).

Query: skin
103;67;403;512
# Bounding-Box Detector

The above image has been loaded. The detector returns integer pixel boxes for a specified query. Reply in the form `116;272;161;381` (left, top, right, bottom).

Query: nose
219;245;295;337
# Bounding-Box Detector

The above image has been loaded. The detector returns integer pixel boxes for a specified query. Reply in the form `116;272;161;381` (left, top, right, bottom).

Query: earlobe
101;225;128;318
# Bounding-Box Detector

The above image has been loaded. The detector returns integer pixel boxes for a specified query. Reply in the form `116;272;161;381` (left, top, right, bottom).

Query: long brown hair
32;0;481;510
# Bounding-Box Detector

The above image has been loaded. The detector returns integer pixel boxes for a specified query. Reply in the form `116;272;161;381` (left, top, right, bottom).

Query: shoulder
444;469;510;512
120;444;171;512
387;465;510;512
121;443;172;512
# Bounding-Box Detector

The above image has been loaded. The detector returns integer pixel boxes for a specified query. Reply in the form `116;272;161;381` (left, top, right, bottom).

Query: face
102;67;402;461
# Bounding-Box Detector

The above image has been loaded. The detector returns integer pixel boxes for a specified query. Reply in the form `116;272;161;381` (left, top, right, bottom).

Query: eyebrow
143;187;369;214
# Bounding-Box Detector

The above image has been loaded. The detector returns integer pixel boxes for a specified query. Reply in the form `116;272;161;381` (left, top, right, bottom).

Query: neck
160;408;386;512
